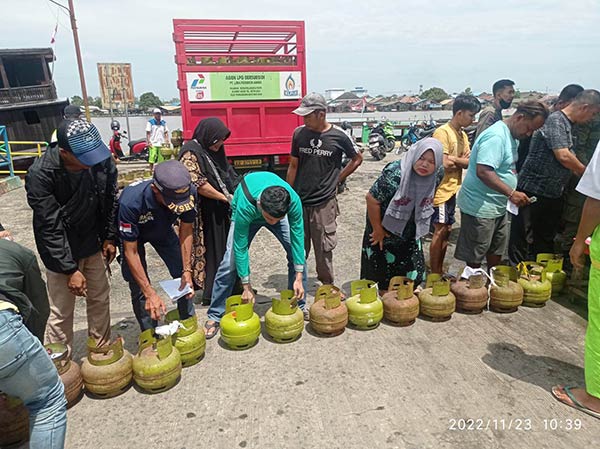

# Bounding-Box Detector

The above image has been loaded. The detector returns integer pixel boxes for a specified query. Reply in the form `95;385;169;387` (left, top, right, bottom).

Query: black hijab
180;118;238;193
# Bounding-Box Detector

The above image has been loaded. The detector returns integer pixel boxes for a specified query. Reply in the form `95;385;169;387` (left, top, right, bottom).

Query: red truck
173;19;306;172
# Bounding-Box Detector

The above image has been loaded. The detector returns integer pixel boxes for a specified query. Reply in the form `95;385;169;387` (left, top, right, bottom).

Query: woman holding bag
179;118;240;313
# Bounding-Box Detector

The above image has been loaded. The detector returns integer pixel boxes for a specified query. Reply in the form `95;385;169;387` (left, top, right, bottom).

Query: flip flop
204;321;220;340
551;385;600;420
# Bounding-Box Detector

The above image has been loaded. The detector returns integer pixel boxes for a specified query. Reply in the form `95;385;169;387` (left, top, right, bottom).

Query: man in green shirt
204;171;306;338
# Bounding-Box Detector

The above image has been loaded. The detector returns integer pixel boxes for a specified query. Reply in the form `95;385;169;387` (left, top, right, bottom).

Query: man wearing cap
287;92;362;287
146;108;169;169
26;119;118;353
204;171;307;338
117;160;196;330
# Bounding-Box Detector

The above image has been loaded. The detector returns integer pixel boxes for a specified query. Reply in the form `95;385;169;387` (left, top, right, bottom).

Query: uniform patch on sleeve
119;222;133;234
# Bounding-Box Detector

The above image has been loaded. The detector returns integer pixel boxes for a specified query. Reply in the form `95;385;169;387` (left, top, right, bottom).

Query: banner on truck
186;71;302;102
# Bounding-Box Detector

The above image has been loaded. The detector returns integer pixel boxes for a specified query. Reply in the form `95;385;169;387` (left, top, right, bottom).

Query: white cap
153;108;162;114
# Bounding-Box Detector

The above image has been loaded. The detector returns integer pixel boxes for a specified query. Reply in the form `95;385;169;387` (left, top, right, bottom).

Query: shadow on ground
551;295;588;321
262;273;319;293
482;342;585;392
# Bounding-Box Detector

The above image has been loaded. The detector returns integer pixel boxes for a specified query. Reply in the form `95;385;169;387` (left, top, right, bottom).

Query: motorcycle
338;152;350;194
368;122;395;160
397;118;437;153
109;120;149;162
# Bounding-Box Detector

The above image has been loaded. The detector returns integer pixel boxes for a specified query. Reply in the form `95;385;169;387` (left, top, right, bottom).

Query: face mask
499;99;512;109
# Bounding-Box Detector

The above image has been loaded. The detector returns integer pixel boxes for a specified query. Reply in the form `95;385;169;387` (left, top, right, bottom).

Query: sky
3;0;600;100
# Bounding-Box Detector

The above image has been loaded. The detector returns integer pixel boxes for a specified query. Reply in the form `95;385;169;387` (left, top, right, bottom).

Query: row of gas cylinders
0;310;209;447
0;254;567;447
220;253;568;349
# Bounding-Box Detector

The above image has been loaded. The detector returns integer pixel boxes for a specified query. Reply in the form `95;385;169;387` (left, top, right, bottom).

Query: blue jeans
0;310;67;449
208;218;307;322
121;230;195;331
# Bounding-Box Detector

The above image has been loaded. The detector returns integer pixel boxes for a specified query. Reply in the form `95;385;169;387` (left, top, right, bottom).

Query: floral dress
180;151;208;289
360;159;426;288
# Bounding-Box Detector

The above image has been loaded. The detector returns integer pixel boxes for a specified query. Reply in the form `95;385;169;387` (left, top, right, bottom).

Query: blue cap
153;160;195;214
57;119;111;166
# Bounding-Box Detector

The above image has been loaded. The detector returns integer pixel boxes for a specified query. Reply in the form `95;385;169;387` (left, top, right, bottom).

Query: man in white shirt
146;108;169;169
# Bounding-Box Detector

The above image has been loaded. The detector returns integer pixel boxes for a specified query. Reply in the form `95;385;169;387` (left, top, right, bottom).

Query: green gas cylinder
418;274;456;321
346;280;384;329
518;262;552;307
165;310;206;367
489;265;523;313
132;329;182;393
81;337;133;398
220;295;261;350
536;253;567;295
265;290;304;343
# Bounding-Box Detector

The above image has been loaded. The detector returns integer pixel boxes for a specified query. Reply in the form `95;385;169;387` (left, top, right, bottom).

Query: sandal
204;321;220;340
551;385;600;419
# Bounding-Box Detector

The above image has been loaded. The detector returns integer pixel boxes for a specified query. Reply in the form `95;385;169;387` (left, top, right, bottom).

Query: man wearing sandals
117;160;196;330
204;171;307;339
552;139;600;419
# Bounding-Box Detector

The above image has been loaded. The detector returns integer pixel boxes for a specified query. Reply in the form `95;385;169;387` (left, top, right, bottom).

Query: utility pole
49;0;91;121
120;68;131;137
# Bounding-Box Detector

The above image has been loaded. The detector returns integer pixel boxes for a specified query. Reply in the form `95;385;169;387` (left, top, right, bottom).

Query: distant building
0;47;67;143
351;86;368;97
325;88;345;101
326;92;361;113
440;98;454;111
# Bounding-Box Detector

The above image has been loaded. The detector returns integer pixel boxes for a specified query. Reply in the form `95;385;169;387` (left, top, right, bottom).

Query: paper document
159;278;193;303
506;201;519;216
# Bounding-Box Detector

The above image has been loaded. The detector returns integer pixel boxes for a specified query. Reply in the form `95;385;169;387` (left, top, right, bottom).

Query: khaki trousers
303;196;339;285
45;251;111;353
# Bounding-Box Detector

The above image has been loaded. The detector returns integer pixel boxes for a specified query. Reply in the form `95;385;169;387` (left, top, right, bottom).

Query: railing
0;84;57;105
0;140;47;174
0;126;14;177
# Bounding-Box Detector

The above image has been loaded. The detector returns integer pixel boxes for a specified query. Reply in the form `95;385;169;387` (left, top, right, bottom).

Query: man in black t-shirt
287;93;363;286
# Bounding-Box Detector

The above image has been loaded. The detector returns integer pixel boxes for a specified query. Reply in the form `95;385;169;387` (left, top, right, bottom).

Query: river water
92;110;455;144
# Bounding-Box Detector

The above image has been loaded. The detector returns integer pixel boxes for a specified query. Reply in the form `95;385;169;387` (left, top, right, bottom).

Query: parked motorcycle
397;118;437;153
109;120;149;162
368;121;396;160
368;128;387;161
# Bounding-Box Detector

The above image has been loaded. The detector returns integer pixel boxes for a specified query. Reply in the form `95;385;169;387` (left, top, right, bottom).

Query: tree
87;96;102;108
420;87;449;102
138;92;163;110
463;87;473;96
514;88;522;99
70;95;83;106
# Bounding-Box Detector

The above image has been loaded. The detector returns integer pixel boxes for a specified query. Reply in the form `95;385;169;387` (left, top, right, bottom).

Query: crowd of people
1;82;600;446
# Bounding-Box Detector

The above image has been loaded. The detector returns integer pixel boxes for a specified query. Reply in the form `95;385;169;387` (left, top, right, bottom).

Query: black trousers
508;192;564;265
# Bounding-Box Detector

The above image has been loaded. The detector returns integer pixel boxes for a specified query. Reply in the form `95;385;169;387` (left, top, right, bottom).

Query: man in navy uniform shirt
117;160;197;330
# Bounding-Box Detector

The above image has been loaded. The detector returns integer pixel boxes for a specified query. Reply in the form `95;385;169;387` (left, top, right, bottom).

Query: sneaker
303;308;310;321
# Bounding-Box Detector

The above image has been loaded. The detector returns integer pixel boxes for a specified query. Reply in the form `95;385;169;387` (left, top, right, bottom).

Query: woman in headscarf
360;138;443;293
179;118;240;312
